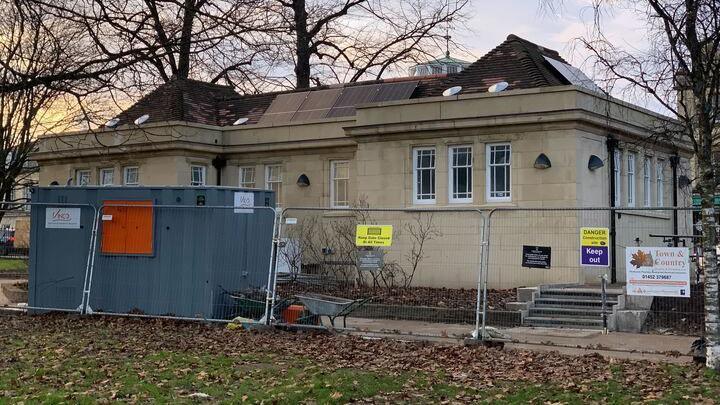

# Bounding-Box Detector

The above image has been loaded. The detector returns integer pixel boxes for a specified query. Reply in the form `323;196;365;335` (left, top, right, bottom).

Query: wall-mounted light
297;174;310;187
588;155;604;171
533;153;551;169
678;175;691;188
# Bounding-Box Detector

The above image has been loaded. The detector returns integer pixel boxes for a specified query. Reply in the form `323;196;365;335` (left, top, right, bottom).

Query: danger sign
580;227;609;267
580;227;609;247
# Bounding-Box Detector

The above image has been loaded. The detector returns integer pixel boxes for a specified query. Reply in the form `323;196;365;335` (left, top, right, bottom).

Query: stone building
33;35;693;289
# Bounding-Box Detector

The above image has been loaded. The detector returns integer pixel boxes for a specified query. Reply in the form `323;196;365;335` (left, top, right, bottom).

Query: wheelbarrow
294;293;373;328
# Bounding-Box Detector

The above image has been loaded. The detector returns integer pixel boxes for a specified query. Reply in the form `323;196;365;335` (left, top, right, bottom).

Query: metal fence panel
85;205;276;322
270;207;493;338
480;207;704;339
20;203;98;313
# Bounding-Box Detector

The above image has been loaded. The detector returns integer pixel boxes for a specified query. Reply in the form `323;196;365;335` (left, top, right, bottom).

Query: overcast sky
457;1;648;65
452;1;664;112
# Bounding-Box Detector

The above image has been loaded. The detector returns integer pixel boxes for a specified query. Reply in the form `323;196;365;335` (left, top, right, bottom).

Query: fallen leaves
0;314;718;403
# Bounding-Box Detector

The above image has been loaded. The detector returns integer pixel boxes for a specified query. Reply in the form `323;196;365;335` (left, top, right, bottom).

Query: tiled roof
108;34;575;128
420;34;571;97
113;78;238;127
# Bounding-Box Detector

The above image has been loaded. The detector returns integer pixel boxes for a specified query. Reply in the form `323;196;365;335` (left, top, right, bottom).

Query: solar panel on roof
373;81;418;102
326;84;381;118
291;88;343;121
258;91;309;124
543;56;602;93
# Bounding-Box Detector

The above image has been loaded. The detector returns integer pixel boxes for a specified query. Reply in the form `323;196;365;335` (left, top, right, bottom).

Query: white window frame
613;150;621;206
643;157;651;207
190;165;206;186
265;164;283;205
656;159;664;207
485;143;511;202
123;166;139;186
627;152;636;207
100;168;114;186
75;169;91;186
330;160;350;208
238;166;256;188
448;145;473;203
412;147;436;205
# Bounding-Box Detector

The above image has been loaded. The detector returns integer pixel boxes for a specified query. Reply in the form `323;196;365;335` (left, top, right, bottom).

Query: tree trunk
699;156;720;369
293;0;311;89
176;0;199;79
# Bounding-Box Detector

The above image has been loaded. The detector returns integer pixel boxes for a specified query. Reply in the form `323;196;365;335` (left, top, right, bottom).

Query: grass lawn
1;315;718;403
0;258;27;273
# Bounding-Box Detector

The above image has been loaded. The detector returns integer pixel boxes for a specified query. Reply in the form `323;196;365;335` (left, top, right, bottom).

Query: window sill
322;210;357;218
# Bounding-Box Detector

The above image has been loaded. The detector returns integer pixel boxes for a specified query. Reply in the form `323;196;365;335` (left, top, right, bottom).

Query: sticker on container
234;192;254;214
45;207;81;229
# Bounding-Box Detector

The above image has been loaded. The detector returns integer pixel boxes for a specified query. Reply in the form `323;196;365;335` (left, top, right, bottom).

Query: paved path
343;317;697;364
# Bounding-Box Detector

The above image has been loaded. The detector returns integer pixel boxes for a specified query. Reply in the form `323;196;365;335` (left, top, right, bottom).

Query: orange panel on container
101;200;154;255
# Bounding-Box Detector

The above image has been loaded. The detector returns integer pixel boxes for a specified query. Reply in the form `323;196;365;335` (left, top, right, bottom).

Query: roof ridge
507;36;557;87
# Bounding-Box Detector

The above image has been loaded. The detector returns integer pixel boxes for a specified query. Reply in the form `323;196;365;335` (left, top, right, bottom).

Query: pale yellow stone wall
38;154;221;187
355;129;580;208
32;86;694;289
223;148;356;207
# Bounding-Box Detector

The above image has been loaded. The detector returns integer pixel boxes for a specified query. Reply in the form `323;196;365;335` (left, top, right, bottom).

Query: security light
297;174;310;187
679;175;691;188
533;153;551;169
588;155;604;171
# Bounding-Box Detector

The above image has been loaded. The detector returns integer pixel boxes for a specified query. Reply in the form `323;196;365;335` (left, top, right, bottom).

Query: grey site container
29;186;275;319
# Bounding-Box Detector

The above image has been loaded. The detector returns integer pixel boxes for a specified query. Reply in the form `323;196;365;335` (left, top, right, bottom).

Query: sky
457;0;649;67
452;0;665;112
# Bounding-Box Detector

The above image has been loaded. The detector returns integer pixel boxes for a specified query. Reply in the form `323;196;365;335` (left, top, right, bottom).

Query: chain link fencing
83;204;277;322
10;200;709;347
478;207;704;343
267;207;500;339
2;203;98;314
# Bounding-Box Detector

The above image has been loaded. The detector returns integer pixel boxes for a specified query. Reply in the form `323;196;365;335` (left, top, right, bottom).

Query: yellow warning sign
355;225;393;247
580;227;609;247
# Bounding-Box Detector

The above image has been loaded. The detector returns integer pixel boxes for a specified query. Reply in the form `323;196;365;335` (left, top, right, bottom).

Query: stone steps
525;287;618;329
528;307;606;319
523;315;605;329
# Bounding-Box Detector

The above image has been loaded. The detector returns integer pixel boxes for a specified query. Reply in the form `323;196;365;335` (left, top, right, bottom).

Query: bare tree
281;202;441;295
29;0;278;98
0;1;105;218
262;0;471;89
543;0;719;369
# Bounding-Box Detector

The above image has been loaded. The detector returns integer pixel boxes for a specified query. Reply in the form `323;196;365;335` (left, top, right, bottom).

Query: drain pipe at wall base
212;155;227;186
607;137;618;284
670;154;680;247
